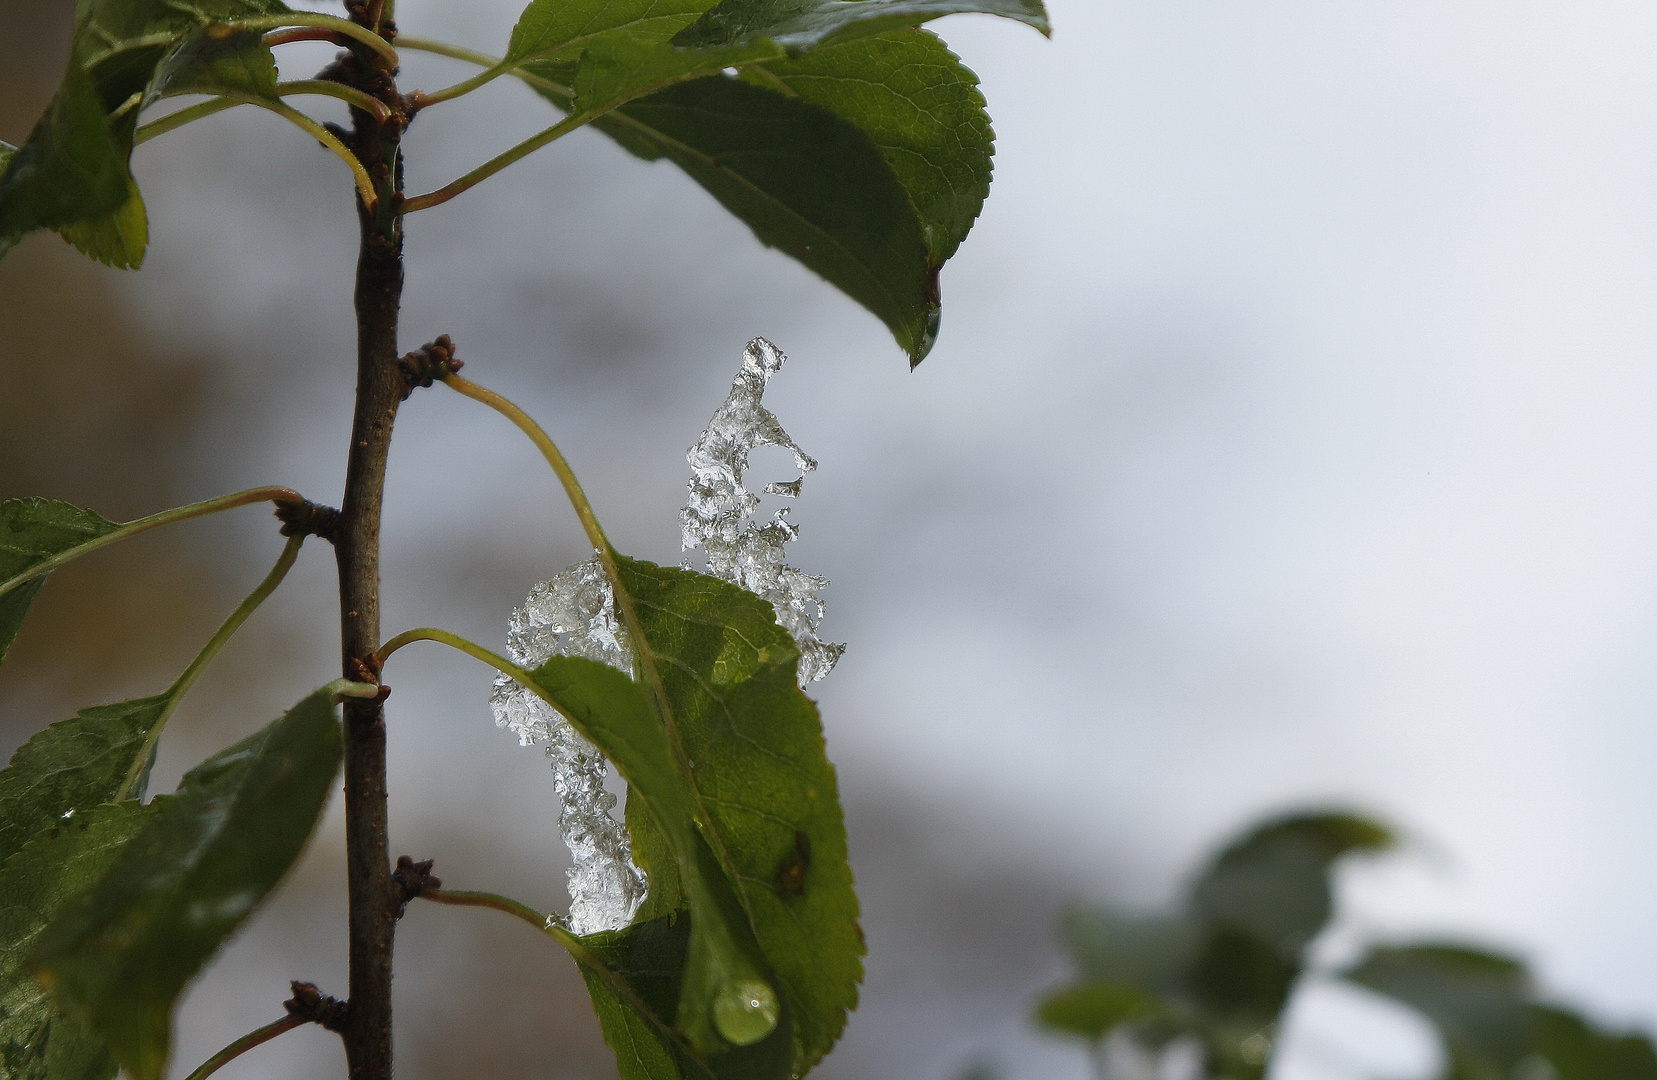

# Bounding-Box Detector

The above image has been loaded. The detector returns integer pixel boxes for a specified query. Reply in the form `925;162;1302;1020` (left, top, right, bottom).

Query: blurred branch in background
1036;810;1657;1080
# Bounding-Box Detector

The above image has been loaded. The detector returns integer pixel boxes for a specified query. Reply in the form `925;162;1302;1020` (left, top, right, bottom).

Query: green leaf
673;0;1050;55
744;29;992;264
0;0;290;266
55;179;149;269
0;695;167;867
0;64;134;255
507;2;1016;362
147;26;280;102
577;914;799;1080
519;655;794;1073
1061;907;1199;994
612;557;860;1073
1193;811;1393;959
1175;811;1392;1028
509;557;860;1076
31;688;343;1080
577;915;699;1080
1534;1004;1657;1080
0;801;154;1080
1035;983;1163;1042
1344;944;1536;1078
0;499;120;667
508;0;712;64
71;0;291;106
561;75;938;362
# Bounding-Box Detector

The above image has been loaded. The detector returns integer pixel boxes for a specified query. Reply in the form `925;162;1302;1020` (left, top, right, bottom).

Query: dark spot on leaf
774;832;810;898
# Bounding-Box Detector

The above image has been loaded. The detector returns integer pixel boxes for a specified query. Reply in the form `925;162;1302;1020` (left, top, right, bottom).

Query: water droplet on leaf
712;979;778;1046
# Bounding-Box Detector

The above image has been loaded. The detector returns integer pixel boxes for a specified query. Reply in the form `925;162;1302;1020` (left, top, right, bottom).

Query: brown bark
331;29;406;1080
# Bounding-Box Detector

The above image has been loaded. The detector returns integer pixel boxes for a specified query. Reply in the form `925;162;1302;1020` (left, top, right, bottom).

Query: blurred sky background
4;1;1657;1078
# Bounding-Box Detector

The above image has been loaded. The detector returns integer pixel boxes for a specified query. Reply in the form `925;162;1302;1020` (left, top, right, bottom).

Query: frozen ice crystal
680;337;844;685
492;336;844;934
489;557;647;935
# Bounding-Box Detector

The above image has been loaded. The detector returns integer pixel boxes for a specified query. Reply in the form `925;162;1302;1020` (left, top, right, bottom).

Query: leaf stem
254;99;379;211
395;37;576;103
237;13;399;68
412;60;515;108
439;374;608;552
422;887;562;932
279;80;391;123
399;112;588;213
0;486;302;602
324;679;387;701
430;375;698;864
263;26;350;49
114;534;308;801
417;888;690;1051
167;534;304;702
134;97;243;144
181;1016;307;1080
376;627;526;682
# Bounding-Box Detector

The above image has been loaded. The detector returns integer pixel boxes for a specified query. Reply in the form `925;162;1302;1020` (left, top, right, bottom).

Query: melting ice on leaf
491;557;650;936
490;339;860;1077
493;336;842;934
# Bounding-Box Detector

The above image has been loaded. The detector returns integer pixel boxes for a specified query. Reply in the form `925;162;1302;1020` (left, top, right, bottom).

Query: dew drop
712;979;779;1046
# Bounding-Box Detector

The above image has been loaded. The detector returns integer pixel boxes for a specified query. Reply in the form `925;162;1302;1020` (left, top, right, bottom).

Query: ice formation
681;337;845;685
489;558;648;935
491;336;842;933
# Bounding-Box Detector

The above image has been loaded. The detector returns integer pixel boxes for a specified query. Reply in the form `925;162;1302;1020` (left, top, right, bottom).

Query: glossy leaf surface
746;29;992;264
0;695;166;867
612;557;860;1073
528;73;937;361
32;688;342;1080
0;802;152;1080
673;0;1050;54
507;0;1034;362
521;653;787;1066
0;499;120;666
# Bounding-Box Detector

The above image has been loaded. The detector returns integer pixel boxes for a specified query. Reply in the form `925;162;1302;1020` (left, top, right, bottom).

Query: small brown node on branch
275;498;342;543
348;655;385;688
285;981;349;1032
396;335;463;399
392;855;442;918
